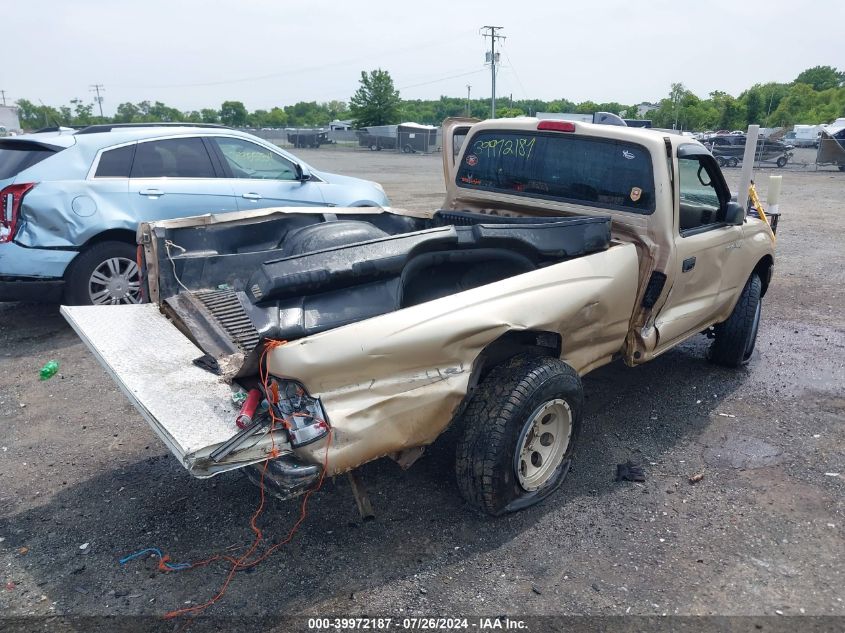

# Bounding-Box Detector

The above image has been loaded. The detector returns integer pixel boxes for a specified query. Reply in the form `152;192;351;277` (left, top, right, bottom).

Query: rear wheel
455;354;583;515
709;273;762;367
776;156;788;168
64;241;143;306
727;157;738;168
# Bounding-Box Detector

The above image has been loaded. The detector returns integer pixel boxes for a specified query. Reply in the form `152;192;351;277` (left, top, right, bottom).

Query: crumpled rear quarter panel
269;242;640;474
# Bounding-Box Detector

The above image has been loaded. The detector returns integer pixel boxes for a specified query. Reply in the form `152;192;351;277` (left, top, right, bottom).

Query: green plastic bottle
39;360;59;381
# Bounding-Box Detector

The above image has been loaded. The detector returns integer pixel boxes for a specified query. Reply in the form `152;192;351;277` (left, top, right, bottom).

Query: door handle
139;188;164;197
682;256;696;273
242;193;262;201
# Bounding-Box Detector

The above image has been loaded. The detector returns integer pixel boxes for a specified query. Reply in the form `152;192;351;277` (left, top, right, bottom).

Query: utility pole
90;84;105;118
481;26;505;119
0;90;6;106
466;85;472;116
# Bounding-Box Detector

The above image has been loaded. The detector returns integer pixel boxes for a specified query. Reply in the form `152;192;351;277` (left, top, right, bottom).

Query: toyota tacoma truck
62;117;776;515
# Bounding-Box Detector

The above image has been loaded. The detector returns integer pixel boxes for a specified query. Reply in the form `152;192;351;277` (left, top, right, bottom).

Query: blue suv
0;123;389;304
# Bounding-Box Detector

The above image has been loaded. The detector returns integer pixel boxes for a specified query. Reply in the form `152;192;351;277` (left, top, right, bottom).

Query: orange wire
163;339;332;621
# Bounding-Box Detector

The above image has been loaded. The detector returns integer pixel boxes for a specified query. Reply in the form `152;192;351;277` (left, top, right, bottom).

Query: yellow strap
748;183;775;241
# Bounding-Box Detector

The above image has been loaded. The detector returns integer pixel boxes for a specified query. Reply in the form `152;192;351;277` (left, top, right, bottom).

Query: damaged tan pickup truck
63;117;777;515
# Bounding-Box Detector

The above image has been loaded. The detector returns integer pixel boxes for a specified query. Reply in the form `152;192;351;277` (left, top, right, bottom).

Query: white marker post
737;125;760;210
767;174;782;215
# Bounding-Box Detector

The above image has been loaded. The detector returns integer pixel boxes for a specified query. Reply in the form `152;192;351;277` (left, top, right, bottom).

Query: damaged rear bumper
0;242;78;302
0;276;65;302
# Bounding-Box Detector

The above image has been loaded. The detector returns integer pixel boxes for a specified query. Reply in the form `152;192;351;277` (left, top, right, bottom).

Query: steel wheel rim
88;256;141;305
515;398;573;491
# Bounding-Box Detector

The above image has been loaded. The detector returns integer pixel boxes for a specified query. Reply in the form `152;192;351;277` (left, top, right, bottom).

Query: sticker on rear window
622;150;635;160
465;154;478;167
630;187;642;202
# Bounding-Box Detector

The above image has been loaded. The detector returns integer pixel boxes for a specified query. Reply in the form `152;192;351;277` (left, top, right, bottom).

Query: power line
503;51;529;101
122;31;478;90
398;69;484;91
481;26;505;118
90;84;105;117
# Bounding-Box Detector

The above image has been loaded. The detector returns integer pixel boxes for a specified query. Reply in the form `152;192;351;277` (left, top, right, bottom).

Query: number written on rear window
456;131;656;214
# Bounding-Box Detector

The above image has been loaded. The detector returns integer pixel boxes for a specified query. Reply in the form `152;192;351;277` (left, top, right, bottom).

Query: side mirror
293;164;311;181
725;201;745;225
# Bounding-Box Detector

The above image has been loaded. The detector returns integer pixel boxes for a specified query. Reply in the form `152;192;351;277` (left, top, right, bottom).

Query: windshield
456;131;656;214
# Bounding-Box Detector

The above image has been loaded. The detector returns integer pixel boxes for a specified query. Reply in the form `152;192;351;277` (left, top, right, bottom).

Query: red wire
163;339;332;620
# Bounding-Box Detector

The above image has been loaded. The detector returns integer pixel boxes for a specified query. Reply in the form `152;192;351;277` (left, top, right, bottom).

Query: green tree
349;69;401;127
14;99;57;129
69;99;95;125
248;109;269;127
496;106;525;118
114;102;141;123
148;101;184;122
710;91;745;131
265;107;288;127
200;108;220;124
546;98;577;113
794;66;845;92
220;100;248;127
284;101;330;127
324;100;349;121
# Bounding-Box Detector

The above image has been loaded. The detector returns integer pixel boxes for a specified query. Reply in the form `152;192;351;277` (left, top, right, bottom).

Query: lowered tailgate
60;304;285;477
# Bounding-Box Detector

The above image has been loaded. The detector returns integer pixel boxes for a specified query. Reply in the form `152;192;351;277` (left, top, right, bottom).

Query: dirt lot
1;148;843;629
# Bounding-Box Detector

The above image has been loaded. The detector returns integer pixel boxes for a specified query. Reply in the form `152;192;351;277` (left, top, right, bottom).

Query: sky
3;0;844;115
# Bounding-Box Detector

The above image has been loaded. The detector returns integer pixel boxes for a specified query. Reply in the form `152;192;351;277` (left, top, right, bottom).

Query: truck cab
441;117;774;366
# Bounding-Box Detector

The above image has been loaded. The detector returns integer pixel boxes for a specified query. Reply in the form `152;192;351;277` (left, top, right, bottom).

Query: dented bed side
268;242;639;475
61;241;638;479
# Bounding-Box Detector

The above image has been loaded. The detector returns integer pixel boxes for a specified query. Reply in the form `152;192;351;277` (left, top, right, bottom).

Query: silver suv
0;123;389;304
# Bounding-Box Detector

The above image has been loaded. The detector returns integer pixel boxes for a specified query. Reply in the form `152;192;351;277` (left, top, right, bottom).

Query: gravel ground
0;147;843;630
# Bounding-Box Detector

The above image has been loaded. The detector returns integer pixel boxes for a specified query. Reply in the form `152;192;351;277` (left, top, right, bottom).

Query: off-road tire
455;354;583;516
709;273;762;367
64;240;142;306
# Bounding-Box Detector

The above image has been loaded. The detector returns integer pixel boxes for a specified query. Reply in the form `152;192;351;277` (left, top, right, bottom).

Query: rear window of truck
456;131;656;214
0;141;59;179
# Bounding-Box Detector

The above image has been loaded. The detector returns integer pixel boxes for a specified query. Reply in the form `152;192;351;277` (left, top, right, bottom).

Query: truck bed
147;209;612;365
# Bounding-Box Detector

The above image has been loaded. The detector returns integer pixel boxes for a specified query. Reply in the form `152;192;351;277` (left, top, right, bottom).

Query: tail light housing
0;183;36;243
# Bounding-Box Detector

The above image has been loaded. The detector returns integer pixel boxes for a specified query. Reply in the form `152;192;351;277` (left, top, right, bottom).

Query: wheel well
450;330;563;427
64;230;138;283
81;229;137;249
753;255;774;297
469;330;562;391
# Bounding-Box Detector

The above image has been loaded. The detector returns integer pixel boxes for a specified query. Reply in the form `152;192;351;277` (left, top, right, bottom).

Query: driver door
209;136;327;210
654;152;744;349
